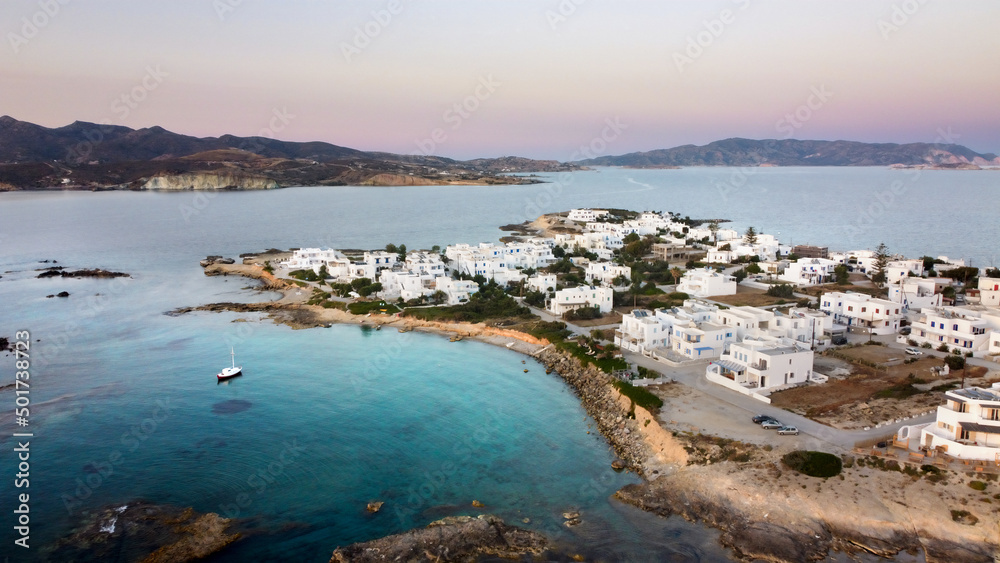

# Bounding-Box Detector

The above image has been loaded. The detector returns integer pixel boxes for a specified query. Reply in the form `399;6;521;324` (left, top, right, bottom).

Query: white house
548;286;614;316
779;258;839;286
897;383;1000;461
614;309;668;353
707;338;814;394
978;277;1000;308
567;208;608;222
379;270;434;301
284;248;352;277
885;259;924;283
677;268;737;298
769;308;832;348
819;291;902;335
907;307;1000;355
888;277;946;311
670;320;735;360
404;252;446;278
434;277;479;305
445;243;526;285
713;306;775;340
653;300;718;337
527;274;557;294
585;262;631;287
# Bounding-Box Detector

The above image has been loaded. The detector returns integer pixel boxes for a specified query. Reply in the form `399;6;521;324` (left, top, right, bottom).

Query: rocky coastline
36;267;131;278
329;515;547;562
180;255;1000;562
49;501;240;562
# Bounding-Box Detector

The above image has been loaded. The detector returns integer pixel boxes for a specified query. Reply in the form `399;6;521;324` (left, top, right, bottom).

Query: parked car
905;347;923;356
832;336;848;345
761;420;783;430
752;414;775;424
777;426;799;435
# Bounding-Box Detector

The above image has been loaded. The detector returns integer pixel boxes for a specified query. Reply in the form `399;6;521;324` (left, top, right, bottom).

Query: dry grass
709;287;790;307
771;346;988;428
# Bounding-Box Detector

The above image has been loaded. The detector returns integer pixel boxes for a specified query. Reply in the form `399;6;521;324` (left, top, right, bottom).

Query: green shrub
348;300;400;315
969;480;988;491
781;450;843;478
611;379;663;411
766;284;795;298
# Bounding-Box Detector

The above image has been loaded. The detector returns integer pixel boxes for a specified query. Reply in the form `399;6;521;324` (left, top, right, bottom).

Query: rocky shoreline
182;255;1000;562
49;501;240;562
329;515;547;562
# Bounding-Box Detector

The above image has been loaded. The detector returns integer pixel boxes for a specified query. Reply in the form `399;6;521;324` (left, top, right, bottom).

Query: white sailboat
217;348;242;380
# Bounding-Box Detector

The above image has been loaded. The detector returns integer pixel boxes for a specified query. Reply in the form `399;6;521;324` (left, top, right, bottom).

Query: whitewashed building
713;306;775;340
707;338;814;394
434;277;479;305
769;308;832;348
819;291;902;335
670;320;735;360
978;277;1000;308
284;248;352;277
585;262;631;287
897;384;1000;461
527;274;557;294
567;208;608;222
888;278;946;311
548;286;614;316
615;310;668;353
908;307;1000;355
677;268;737;298
779;258;839;286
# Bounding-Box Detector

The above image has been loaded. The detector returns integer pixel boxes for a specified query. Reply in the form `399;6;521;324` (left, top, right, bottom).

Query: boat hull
217;367;242;380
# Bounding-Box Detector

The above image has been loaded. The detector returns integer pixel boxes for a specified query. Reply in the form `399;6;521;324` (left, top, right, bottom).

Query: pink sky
2;1;997;159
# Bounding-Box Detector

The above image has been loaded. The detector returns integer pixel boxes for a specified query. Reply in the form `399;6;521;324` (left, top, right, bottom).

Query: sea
1;166;995;562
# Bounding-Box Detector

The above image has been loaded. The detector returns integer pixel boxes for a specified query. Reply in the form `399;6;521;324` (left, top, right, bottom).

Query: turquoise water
1;167;996;561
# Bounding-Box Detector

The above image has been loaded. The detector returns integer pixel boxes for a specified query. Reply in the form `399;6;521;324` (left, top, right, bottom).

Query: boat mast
231;347;235;369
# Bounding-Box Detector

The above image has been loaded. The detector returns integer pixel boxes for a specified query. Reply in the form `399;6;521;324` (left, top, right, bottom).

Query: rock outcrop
329;515;547;562
141;172;279;190
49;501;240;562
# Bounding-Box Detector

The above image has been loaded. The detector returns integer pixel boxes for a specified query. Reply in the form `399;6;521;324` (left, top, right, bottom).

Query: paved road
622;350;936;452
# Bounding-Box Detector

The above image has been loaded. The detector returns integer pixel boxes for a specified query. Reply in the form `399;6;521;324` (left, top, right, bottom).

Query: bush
564;306;602;321
781;450;843;478
611;379;663;411
347;300;400;315
288;269;321;282
766;284;795;298
937;343;950;352
969;480;988;491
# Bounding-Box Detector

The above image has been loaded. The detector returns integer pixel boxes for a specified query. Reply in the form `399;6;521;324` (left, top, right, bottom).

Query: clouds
1;0;997;159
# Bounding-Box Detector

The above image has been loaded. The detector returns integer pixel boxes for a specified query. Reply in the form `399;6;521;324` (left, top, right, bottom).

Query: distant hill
0;116;579;190
576;138;1000;168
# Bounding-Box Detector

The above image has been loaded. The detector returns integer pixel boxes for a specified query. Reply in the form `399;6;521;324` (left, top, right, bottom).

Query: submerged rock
367;501;384;513
49;501;240;562
330;514;547;563
211;399;253;415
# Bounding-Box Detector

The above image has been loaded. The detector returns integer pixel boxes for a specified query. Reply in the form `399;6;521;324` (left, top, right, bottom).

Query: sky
2;0;998;160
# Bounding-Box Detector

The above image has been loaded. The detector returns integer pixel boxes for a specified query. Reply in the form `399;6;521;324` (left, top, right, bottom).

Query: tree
612;274;629;287
552;245;566;258
318;264;329;280
872;242;890;288
985;268;1000;279
623;232;641;244
396;244;407;261
719;243;732;251
744;226;758;246
732;268;748;283
834;264;850;285
350;277;372;291
358;283;382;297
431;290;448;305
670;266;684;284
746;262;762;275
766;284;795;298
708;221;719;244
385;243;398;253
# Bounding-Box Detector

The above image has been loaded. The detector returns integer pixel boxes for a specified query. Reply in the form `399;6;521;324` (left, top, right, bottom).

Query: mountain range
576;138;1000;168
0;116;576;190
1;117;997;190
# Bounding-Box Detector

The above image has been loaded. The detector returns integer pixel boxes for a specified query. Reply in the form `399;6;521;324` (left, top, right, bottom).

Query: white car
905;347;923;356
777;426;799;436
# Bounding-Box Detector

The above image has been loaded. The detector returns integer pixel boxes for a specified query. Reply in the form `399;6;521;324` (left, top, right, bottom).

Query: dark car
832;336;848;345
752;414;776;424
